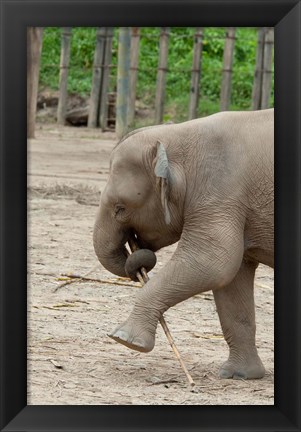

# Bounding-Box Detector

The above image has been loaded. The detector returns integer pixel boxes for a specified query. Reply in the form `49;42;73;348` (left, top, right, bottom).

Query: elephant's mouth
131;225;180;253
131;231;158;253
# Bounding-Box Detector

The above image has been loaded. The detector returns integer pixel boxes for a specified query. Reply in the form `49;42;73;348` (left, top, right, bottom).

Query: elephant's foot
108;318;156;353
219;353;265;380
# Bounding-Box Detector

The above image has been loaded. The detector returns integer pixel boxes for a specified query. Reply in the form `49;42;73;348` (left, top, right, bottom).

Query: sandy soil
27;124;274;405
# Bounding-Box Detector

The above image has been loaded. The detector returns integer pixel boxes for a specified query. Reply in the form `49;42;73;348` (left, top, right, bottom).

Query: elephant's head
93;127;186;278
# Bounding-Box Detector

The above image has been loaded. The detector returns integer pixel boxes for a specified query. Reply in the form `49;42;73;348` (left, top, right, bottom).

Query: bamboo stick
53;263;99;292
127;237;195;387
62;274;138;288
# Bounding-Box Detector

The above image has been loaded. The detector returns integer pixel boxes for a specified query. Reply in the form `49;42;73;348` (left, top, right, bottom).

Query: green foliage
40;27;273;120
40;28;61;89
40;27;96;95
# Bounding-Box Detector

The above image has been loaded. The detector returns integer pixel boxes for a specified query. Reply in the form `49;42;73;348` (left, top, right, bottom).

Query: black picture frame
1;0;300;431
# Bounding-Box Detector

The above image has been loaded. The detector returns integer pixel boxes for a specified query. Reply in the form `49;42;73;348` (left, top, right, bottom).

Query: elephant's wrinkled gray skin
93;109;274;380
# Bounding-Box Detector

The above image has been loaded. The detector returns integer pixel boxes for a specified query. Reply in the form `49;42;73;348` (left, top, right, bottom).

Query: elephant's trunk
93;207;129;277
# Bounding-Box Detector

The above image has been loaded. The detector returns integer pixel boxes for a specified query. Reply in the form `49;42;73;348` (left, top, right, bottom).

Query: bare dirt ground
27;123;274;405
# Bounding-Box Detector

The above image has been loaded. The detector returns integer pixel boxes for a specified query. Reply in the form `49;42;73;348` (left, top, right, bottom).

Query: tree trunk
251;28;265;110
155;28;169;124
57;27;72;125
27;27;43;139
220;28;236;112
188;28;203;120
261;28;274;109
116;27;131;139
88;27;107;128
128;27;140;127
99;27;114;130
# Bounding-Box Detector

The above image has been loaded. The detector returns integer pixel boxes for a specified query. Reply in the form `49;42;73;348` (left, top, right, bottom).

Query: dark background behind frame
0;0;300;431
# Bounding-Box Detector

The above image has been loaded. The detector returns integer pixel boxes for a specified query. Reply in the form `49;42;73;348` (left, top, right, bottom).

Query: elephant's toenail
219;369;232;379
132;337;145;348
109;330;128;341
233;372;246;380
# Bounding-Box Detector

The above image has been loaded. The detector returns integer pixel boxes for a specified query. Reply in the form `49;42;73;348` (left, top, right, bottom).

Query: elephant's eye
114;204;126;218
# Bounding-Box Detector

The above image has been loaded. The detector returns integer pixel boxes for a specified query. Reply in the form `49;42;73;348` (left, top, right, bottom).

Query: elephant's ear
154;142;171;225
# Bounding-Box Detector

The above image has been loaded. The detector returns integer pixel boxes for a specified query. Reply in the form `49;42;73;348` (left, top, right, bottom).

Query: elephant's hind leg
213;259;265;379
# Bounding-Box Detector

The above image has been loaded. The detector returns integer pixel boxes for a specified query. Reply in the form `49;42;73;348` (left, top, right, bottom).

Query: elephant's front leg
109;262;185;352
109;220;245;353
213;259;265;379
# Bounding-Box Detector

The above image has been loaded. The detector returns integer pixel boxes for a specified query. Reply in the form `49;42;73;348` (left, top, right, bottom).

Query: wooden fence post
99;27;114;130
188;28;203;120
251;28;265;110
261;27;274;109
88;27;106;128
155;27;170;124
220;27;236;111
57;27;72;125
27;27;43;139
116;27;131;139
128;27;140;127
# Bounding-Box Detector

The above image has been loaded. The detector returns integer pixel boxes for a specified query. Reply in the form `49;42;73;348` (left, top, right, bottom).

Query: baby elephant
93;109;274;380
